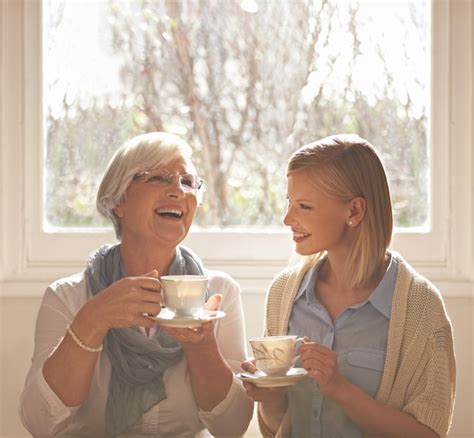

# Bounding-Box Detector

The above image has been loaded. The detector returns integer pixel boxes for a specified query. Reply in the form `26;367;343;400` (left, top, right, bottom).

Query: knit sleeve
402;322;456;438
258;270;292;437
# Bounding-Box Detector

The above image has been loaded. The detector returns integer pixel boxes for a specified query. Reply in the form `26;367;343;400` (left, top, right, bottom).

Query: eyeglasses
133;170;204;191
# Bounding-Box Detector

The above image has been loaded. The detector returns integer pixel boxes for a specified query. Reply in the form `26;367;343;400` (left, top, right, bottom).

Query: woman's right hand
241;359;289;433
75;270;163;336
240;360;289;405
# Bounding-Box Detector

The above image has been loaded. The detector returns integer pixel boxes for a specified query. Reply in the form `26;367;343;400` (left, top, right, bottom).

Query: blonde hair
97;132;194;239
288;134;393;289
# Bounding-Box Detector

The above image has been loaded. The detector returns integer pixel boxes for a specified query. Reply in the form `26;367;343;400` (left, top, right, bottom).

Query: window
1;0;473;293
43;0;429;229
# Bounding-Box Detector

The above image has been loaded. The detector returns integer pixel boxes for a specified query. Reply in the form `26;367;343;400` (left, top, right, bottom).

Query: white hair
97;132;195;239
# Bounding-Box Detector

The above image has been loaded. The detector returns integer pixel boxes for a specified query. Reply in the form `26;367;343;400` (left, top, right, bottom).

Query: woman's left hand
299;341;348;399
164;294;222;346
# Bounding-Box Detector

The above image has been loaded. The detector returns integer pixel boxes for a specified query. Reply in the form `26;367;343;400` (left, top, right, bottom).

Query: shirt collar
366;254;397;319
293;258;325;304
293;253;397;319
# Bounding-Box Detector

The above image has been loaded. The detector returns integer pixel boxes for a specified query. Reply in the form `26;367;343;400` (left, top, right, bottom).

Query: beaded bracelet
66;324;103;353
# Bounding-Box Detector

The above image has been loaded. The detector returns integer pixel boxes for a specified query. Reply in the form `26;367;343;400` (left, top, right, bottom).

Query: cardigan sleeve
402;321;456;438
264;269;292;336
257;270;293;437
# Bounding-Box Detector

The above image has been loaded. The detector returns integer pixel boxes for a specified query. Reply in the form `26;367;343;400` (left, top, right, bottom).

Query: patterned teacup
249;335;304;376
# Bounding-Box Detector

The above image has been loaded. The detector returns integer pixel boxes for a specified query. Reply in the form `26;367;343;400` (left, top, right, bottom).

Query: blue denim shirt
288;255;398;438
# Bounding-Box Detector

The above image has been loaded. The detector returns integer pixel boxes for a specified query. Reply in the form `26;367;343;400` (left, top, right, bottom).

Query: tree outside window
44;0;430;229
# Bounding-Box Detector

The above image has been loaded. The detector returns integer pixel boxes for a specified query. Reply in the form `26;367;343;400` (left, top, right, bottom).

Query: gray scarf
85;243;206;437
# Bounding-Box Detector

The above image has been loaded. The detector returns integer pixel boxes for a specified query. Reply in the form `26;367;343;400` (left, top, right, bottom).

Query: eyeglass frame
133;169;205;192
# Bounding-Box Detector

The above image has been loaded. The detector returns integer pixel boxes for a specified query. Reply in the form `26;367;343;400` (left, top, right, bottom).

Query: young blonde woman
243;134;455;438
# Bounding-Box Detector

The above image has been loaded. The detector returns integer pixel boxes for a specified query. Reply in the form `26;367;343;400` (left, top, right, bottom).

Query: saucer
154;308;226;328
237;367;308;387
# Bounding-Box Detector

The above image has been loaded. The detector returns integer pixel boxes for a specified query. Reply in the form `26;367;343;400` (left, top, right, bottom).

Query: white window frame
1;0;473;297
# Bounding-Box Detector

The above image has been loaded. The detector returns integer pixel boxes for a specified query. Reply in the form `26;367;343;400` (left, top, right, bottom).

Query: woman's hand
164;294;222;346
42;270;161;407
241;359;288;433
76;270;163;336
240;360;288;404
166;293;234;412
242;380;288;405
299;340;348;399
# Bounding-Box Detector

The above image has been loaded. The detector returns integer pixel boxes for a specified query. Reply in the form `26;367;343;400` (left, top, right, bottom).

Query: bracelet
66;324;103;353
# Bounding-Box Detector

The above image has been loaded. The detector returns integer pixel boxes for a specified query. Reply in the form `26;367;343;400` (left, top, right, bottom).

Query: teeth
156;208;183;218
293;232;310;238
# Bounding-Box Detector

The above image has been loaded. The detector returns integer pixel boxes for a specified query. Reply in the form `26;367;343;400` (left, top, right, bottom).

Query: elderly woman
243;134;455;438
20;132;253;437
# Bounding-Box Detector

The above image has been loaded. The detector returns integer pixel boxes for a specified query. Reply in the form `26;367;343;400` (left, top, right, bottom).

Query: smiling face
283;169;354;256
113;158;198;251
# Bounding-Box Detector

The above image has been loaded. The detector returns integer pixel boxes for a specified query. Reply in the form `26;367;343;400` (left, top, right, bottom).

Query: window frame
1;0;473;297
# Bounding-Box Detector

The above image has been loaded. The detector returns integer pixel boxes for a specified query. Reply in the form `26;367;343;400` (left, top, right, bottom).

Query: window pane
43;0;430;229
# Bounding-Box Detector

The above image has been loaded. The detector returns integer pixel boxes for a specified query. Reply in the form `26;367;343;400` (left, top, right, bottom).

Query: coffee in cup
249;335;304;376
160;275;208;316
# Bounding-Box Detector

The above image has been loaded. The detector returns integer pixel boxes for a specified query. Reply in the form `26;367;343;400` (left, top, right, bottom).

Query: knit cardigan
260;252;456;438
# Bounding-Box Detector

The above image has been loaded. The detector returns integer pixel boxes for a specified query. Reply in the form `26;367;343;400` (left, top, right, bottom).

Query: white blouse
19;270;254;437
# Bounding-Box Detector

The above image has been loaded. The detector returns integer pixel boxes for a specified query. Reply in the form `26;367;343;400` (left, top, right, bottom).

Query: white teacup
160;275;208;316
249;335;304;376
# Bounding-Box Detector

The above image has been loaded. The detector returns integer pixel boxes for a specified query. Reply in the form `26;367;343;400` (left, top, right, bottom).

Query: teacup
160;275;208;316
249;335;304;376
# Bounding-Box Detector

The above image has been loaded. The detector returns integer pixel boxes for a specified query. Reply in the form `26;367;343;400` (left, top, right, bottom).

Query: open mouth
155;208;184;219
293;231;311;242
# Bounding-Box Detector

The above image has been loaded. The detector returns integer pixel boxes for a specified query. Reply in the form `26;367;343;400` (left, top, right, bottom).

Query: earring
348;221;353;226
